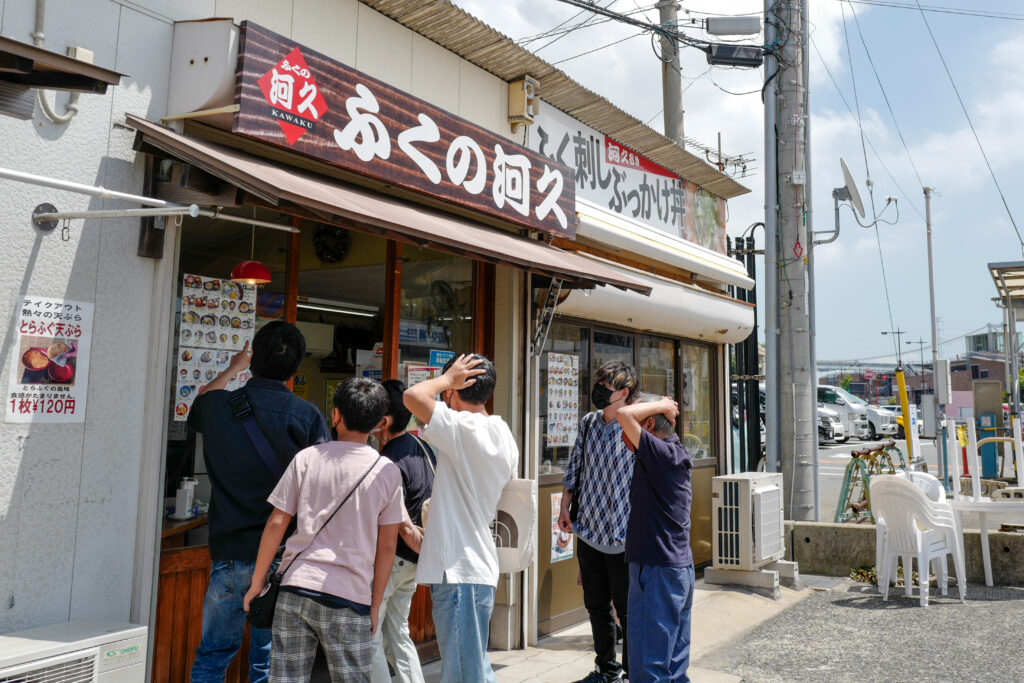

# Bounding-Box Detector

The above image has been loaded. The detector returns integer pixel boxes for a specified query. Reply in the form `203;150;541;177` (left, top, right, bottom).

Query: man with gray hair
617;393;692;683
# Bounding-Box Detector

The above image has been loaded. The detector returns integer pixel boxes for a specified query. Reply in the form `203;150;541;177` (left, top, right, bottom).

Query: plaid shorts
270;590;372;682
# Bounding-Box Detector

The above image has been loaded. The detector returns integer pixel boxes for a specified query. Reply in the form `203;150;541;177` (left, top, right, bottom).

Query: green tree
841;374;852;391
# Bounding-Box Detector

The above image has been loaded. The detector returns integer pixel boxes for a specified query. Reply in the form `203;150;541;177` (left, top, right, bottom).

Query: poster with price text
7;295;93;423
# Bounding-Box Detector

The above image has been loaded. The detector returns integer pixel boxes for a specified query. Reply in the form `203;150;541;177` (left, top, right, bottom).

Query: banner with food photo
550;492;573;563
546;353;580;447
173;274;257;421
6;295;93;423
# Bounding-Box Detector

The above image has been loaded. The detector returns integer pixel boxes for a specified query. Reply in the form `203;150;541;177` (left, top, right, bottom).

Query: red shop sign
233;22;577;238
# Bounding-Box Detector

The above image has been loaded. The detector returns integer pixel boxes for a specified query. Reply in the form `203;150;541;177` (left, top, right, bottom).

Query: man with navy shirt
617;393;692;683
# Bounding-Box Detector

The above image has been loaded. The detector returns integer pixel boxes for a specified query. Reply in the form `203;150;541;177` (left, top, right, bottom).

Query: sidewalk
420;575;816;682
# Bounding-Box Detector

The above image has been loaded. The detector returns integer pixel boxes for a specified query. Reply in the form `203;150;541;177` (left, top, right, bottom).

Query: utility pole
907;338;928;390
766;0;814;520
882;329;906;365
658;1;684;144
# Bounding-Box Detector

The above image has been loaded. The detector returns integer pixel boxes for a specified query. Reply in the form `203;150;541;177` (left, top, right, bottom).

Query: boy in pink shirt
244;378;406;682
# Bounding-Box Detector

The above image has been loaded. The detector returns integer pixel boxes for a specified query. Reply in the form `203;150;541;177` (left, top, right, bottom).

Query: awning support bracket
530;277;564;357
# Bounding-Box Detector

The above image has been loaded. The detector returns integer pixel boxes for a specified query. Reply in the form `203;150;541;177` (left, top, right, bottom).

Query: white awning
575;197;754;291
556;254;755;344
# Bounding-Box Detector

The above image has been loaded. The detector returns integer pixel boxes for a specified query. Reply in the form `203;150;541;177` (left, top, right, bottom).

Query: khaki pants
370;556;424;683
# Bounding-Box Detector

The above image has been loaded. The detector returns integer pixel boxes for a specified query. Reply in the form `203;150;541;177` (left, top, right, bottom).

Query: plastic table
948;497;1024;586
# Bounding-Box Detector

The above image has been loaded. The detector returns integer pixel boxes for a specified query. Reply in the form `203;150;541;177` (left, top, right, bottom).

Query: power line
844;0;1024;21
912;0;1024;252
550;31;646;65
846;2;925;190
809;35;926;220
532;0;619;53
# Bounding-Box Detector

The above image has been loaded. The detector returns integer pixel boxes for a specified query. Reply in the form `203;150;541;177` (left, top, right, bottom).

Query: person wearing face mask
558;361;640;683
403;354;518;683
369;379;435;683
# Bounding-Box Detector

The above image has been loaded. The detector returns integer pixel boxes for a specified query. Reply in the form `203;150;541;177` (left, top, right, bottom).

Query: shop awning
556;254;754;344
0;36;124;93
125;114;651;295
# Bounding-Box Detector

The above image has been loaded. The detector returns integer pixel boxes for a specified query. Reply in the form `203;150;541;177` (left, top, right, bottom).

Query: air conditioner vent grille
0;653;96;683
716;480;741;566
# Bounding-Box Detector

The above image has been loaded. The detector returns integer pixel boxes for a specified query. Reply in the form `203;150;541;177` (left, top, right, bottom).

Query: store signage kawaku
6;295;93;423
233;22;576;238
528;104;727;255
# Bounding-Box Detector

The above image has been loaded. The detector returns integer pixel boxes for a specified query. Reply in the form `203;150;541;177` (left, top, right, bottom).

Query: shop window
593;329;634;372
638;335;675;397
681;343;712;459
539;322;590;474
398;247;473;385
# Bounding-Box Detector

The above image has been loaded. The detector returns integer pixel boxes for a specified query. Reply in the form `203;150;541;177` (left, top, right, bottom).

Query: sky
450;0;1024;366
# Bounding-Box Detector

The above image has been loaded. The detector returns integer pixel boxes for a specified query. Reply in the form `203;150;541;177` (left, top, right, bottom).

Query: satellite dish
840;158;866;218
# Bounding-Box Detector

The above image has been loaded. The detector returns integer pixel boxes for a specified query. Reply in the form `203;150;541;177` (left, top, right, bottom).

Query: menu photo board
173;274;257;421
546;353;580;447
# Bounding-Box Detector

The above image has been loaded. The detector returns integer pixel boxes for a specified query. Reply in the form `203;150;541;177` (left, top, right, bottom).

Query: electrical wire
843;0;1024;21
840;1;901;361
912;0;1024;252
809;35;926;220
530;0;621;53
846;2;925;191
550;31;646;65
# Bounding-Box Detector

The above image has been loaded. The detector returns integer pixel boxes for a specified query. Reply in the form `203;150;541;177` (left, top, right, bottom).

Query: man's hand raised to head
443;354;486;391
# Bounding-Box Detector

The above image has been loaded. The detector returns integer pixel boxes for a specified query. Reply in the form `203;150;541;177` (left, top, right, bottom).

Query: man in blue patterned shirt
558;361;640;683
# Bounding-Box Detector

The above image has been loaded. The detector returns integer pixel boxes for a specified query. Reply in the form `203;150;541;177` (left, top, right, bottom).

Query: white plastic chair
873;471;950;580
871;475;966;607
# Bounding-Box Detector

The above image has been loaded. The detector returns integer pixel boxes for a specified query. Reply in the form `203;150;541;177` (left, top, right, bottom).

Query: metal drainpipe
33;0;80;124
801;0;818;520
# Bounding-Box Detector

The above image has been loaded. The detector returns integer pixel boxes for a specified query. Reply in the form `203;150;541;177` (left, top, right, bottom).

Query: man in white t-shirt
244;378;407;682
404;354;518;683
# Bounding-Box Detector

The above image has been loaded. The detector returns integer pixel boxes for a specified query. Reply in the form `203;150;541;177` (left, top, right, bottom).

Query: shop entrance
153;209;478;681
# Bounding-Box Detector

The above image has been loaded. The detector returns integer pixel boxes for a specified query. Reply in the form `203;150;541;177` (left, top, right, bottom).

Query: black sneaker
573;671;624;683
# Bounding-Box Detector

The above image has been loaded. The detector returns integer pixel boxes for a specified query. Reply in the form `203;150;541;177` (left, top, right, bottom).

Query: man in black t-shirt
369;379;435;683
187;321;330;683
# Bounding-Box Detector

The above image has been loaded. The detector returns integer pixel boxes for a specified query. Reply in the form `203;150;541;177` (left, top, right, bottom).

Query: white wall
0;0;517;634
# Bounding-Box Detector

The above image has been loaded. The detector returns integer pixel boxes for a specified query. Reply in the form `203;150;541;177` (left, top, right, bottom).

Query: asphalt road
815;437;1024;530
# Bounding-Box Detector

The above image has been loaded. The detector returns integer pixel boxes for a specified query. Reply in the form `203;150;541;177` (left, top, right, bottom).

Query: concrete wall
0;0;518;634
786;521;1024;586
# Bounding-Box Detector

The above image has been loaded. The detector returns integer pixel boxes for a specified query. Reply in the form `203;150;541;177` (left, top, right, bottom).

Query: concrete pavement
420;575;815;682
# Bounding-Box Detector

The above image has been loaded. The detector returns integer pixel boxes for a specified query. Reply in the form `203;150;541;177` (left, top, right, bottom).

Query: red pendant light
230;224;272;285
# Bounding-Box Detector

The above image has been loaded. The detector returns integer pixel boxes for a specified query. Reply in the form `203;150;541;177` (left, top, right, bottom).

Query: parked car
817;385;870;440
865;404;898;440
877;404;923;439
818;405;840;444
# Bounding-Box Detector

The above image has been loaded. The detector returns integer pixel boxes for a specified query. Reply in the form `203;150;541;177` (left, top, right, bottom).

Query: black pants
577;538;629;677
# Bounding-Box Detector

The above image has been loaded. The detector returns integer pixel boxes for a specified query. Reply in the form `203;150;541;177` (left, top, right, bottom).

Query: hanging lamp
230;223;272;285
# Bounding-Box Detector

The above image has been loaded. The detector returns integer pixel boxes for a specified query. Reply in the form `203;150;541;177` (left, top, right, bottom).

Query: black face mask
591;383;615;409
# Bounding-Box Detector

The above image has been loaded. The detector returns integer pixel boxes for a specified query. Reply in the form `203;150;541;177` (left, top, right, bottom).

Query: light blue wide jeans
429;578;497;683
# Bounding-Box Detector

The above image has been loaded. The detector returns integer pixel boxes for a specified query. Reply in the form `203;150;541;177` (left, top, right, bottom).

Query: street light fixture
881;329;906;366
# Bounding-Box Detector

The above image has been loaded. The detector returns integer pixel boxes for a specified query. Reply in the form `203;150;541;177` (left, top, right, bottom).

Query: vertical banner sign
233;22;576;238
546;353;580;447
7;295;93;423
550;492;574;562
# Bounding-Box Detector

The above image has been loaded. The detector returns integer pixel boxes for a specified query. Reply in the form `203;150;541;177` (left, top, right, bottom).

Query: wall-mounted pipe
33;0;80;124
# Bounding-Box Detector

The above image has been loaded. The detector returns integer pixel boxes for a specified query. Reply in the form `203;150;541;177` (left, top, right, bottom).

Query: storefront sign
6;295;93;423
550;492;573;563
234;22;576;238
546;352;580;447
528;104;728;254
173;274;257;421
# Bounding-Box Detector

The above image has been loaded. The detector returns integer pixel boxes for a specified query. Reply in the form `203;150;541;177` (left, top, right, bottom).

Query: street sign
864;369;875;381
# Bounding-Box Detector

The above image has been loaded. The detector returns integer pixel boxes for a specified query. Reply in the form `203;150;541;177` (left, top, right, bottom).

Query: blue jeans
627;563;694;683
191;559;275;683
429;579;496;683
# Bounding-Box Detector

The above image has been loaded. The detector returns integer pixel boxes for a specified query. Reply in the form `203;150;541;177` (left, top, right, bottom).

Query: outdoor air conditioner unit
711;472;785;571
296;320;335;359
0;621;147;682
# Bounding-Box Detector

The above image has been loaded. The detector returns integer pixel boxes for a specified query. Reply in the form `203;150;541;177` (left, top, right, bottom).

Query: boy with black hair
189;320;330;683
617;393;692;683
403;354;517;683
559;360;639;683
370;379;435;683
244;378;407;682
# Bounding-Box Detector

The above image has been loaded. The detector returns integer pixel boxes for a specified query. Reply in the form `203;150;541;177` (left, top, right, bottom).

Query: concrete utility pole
658;1;684;144
766;0;815;520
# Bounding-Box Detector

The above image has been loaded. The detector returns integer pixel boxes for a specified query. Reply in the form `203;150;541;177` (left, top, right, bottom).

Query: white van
817;385;871;441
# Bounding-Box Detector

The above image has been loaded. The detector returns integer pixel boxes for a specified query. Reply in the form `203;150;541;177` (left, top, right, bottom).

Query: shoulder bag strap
574;411;596;495
228;388;286;480
279;454;382;577
410;433;436;476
